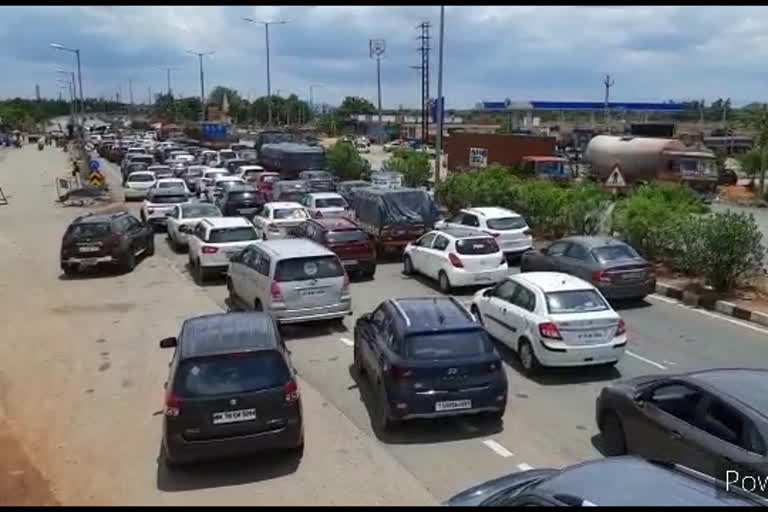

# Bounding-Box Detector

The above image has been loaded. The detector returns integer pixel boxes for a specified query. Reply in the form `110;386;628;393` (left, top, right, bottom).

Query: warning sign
88;170;105;188
605;165;626;187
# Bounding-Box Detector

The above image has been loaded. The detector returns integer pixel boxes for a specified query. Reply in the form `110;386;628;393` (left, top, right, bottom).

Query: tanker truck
584;135;718;197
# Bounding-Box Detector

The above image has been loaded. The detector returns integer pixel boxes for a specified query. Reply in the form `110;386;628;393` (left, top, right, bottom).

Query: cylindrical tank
585;135;687;184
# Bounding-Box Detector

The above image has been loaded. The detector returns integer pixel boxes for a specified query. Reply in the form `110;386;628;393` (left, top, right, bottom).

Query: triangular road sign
605;165;626;187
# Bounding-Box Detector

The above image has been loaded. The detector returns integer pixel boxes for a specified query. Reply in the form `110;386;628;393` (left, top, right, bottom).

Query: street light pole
369;39;385;144
434;6;445;184
187;50;215;123
50;43;85;140
243;18;290;127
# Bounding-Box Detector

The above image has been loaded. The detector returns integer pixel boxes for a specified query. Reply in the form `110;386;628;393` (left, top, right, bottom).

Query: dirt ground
0;419;58;506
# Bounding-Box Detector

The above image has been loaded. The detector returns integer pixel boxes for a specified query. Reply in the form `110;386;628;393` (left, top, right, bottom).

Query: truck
584;135;719;195
350;187;441;256
254;130;296;154
444;133;557;171
258;142;327;180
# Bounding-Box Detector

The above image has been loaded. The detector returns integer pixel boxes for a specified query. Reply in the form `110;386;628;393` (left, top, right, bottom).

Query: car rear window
592;244;640;264
185;169;203;178
274;255;344;282
208;227;258;243
67;223;112;238
304;172;332;180
181;204;221;218
128;174;154;182
133;156;154;164
455;237;500;255
326;229;368;243
315;197;347;208
545;290;609;314
486;216;527;230
150;194;188;204
405;331;494;360
274;208;309;220
176;351;289;397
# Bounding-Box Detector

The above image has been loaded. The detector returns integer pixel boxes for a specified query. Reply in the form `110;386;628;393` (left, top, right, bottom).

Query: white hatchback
153;178;190;194
403;227;508;293
124;171;156;200
252;202;311;240
470;272;627;376
299;192;350;218
437;207;533;257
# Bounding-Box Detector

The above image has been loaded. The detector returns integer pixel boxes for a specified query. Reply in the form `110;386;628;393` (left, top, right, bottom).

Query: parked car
444;456;766;506
187;217;260;284
520;236;656;301
197;169;230;200
353;296;507;431
224;158;249;174
404;228;508;293
272;180;310;203
218;149;237;163
596;368;768;484
290;217;376;278
158;312;303;469
383;139;406;152
299;192;351;219
226;238;352;324
165;202;222;251
208;176;247;203
437;207;533;259
370;171;403;189
140;188;191;230
181;165;207;193
252;202;311;240
355;141;371;154
121;162;149;185
471;272;626;375
718;168;739;186
298;170;336;193
236;165;267;182
60;211;154;276
124;171;157;201
215;185;266;219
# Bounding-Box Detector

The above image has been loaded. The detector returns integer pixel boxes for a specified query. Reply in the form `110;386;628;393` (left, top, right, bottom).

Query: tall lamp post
50;43;85;155
434;6;445;184
187;50;214;123
369;39;385;144
242;17;290;127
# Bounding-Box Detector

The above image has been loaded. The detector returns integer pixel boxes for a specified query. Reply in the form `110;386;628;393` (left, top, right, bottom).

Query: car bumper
447;267;509;288
272;299;353;324
388;385;507;420
124;189;150;199
164;421;302;464
62;255;115;266
536;339;627;367
597;279;656;300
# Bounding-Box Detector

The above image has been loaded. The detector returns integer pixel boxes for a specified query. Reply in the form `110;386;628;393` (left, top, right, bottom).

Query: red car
291;217;377;278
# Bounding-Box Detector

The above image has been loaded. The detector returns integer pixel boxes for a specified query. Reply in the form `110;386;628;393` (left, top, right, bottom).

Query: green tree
336;96;376;119
384;151;431;187
207;86;247;123
744;104;768;192
327;140;370;180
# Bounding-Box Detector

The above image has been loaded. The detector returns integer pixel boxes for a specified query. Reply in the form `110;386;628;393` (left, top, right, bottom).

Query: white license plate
238;208;257;214
79;258;99;266
621;271;644;280
435;400;472;412
575;331;606;343
342;260;358;266
212;408;257;425
79;246;99;253
300;289;325;297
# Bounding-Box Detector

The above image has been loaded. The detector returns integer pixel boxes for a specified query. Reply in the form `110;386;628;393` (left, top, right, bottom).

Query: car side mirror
358;313;372;324
159;336;177;349
483;288;494;298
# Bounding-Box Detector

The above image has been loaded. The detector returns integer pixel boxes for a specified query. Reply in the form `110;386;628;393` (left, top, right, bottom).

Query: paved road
94;153;768;500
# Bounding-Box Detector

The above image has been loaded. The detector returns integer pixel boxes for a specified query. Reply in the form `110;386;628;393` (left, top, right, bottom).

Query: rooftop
515;272;594;293
179;312;278;359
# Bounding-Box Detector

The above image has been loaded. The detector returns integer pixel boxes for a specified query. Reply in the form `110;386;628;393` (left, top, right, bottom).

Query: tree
326;140;370;180
744;104;768;192
336;96;376;119
384;151;432;187
207;86;246;122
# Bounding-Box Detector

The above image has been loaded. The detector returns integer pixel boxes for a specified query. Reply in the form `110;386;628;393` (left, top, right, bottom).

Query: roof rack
390;299;411;326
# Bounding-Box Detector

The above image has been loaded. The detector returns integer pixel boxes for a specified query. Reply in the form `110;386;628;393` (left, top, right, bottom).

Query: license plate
79;246;99;253
435;400;472;412
212;408;256;425
300;289;325;297
575;331;606;343
79;258;99;266
238;208;257;214
474;274;493;282
342;260;358;266
621;271;644;280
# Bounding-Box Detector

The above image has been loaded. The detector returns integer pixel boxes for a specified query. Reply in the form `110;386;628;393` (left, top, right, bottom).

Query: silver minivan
227;238;352;325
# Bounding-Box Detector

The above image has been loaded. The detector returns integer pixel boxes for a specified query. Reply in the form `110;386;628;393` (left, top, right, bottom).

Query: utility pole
148;86;152;106
416;21;431;144
603;74;614;130
128;78;134;116
187;50;214;123
434;6;445;184
369;39;385;144
242;18;290;127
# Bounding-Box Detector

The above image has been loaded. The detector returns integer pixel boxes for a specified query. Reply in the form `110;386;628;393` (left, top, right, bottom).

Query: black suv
60;211;154;276
353;296;507;431
215;185;266;219
159;312;304;469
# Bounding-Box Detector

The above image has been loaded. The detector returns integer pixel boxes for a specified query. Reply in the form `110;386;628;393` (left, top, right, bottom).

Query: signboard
605;165;627;187
89;160;100;171
202;122;231;140
469;147;488;168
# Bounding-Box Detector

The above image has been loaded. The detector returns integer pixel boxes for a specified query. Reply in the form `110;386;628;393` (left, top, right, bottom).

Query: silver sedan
165;202;223;252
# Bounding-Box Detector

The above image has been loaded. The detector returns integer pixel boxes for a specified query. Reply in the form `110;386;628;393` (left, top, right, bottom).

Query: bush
384;151;431;188
698;211;765;292
327;141;369;181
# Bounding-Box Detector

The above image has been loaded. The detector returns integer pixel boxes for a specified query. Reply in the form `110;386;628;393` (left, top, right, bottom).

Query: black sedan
596;368;768;489
445;455;765;506
216;186;266;219
520;236;656;301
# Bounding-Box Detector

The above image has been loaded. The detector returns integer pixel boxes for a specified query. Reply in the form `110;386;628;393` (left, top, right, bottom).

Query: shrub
384;151;432;188
327;141;369;181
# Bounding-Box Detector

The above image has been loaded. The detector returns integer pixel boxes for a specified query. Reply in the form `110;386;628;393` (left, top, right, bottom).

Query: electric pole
369;39;385;143
434;6;445;184
603;74;614;128
187;50;215;123
416;21;431;144
243;18;290;127
129;78;134;117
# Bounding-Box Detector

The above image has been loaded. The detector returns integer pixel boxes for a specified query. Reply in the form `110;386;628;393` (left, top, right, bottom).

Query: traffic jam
56;129;768;506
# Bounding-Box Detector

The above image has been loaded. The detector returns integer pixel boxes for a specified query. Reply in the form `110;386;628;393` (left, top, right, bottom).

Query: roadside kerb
656;281;768;328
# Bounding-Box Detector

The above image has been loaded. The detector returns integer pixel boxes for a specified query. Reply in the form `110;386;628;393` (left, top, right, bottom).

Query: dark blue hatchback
353;296;508;431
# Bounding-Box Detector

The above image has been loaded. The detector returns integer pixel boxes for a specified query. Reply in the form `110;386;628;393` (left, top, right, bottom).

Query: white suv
299;192;350;218
437;207;533;258
252;202;311;240
403;227;508;293
187;217;260;284
124;171;156;200
470;272;626;376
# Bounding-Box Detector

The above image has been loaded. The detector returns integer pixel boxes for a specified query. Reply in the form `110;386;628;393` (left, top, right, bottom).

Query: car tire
146;236;155;257
62;264;78;277
374;382;396;432
518;339;541;376
121;249;136;273
352;342;366;376
600;411;627;456
403;256;414;275
363;263;376;279
485;409;504;422
160;443;182;471
438;271;452;294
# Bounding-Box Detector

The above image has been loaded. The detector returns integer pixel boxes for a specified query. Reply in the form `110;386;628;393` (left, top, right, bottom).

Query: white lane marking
648;294;768;336
482;439;514;458
516;463;534;471
339;337;354;347
626;350;667;370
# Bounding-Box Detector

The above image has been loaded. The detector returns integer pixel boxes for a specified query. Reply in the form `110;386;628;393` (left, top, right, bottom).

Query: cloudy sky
2;6;768;108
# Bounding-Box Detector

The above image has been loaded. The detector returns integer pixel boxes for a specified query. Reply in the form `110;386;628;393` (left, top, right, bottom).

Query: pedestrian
72;160;80;180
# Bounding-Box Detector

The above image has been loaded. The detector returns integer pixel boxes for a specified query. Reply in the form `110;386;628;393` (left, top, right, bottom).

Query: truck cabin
664;151;718;180
520;156;573;182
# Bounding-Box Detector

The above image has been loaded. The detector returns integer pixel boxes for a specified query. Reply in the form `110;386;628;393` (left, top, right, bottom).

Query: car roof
239;165;265;171
308;192;343;199
391;296;476;334
266;201;304;209
685;368;768;417
148;165;169;169
311;217;360;230
201;217;253;228
559;236;627;249
514;271;595;293
464;207;521;218
72;211;130;225
157;178;184;182
436;227;491;239
536;456;759;506
179;312;278;359
258;238;334;259
149;188;188;196
215;176;245;182
128;171;154;177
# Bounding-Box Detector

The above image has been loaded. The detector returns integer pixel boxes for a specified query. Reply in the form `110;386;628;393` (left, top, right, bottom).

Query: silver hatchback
227;238;352;324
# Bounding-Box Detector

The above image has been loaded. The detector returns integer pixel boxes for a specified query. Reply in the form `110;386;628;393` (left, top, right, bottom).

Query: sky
2;5;768;109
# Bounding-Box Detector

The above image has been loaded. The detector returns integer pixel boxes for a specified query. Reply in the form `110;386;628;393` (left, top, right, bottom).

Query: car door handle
669;430;682;440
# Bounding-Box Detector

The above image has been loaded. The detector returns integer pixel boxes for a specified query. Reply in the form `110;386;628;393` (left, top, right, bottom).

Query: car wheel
471;305;483;325
145;236;155;257
438;271;452;294
403;256;414;275
352;342;366;376
373;382;396;432
518;339;541;376
363;263;376;279
600;411;627;456
160;443;182;471
122;249;136;273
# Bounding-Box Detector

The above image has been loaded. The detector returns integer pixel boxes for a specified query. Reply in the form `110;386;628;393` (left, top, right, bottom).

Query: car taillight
484;230;501;238
284;379;300;403
592;270;612;283
390;365;413;382
448;253;464;268
202;246;218;254
616;318;626;337
342;272;350;293
164;389;181;417
539;322;563;340
270;280;283;301
522;228;532;236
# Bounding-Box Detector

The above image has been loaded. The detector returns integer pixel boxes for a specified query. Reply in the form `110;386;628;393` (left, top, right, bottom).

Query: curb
655;281;768;328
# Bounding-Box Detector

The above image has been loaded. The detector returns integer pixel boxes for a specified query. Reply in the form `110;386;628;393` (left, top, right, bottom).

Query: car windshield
208;227;258;243
487;216;527;230
405;330;494;360
67;223;111;238
455;237;499;255
315;197;347;208
150;194;188;204
176;351;289;397
274;208;309;220
304;172;331;180
128;174;154;182
181;204;220;218
592;245;640;263
546;290;609;314
326;229;368;243
274;255;344;282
